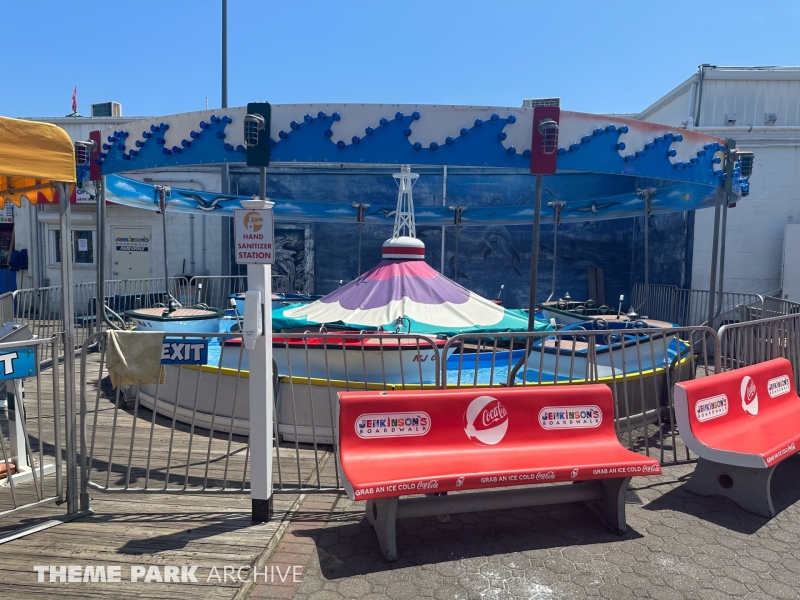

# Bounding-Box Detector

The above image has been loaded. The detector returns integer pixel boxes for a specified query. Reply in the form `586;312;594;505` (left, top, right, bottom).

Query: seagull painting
177;191;239;212
371;208;396;219
567;202;620;215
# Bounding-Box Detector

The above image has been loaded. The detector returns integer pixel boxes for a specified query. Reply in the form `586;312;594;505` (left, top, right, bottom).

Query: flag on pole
72;86;77;114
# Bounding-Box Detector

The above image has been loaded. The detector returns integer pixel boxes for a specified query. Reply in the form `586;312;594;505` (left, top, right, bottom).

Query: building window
50;229;95;266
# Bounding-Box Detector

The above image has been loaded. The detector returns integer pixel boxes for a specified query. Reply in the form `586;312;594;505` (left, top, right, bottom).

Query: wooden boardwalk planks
0;351;337;599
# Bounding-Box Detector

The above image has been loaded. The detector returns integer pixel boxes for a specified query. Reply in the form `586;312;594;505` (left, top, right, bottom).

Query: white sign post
235;200;275;522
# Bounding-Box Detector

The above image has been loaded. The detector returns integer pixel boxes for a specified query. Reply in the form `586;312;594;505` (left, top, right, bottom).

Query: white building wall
640;86;695;129
690;143;798;294
698;74;800;128
637;68;800;296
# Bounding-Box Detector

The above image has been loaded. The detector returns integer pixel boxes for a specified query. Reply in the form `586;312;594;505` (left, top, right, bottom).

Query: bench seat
339;385;661;560
344;442;658;501
675;357;800;516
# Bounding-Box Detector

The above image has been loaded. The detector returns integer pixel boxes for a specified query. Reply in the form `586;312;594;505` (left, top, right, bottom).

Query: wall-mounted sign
0;204;13;224
115;234;150;252
161;338;209;365
0;347;37;380
75;188;95;204
234;208;274;264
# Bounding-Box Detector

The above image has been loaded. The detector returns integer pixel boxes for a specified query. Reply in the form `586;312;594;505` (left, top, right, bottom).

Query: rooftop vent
91;102;122;118
522;97;560;109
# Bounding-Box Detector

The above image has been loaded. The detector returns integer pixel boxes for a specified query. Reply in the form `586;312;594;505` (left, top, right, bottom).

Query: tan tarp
0;115;75;207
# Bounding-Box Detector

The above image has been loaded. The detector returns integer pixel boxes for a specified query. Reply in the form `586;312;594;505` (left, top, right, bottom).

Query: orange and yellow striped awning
0;116;75;207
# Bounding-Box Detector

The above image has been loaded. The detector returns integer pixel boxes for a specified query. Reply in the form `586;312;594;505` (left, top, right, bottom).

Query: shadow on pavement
642;454;800;534
291;498;645;579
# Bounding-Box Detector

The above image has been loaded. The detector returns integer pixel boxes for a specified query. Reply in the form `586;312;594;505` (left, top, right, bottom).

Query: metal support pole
527;175;543;331
157;187;173;309
8;380;28;472
454;221;459;281
357;218;363;276
220;0;231;277
449;206;465;281
440;166;447;274
96;177;120;330
714;193;730;320
545;200;565;303
636;188;656;312
221;0;228;110
706;188;724;328
58;182;78;515
243;192;274;523
96;177;105;325
162;200;169;301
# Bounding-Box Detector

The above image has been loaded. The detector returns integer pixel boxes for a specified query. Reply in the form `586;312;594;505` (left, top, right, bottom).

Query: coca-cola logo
741;375;759;416
417;479;439;490
464;396;509;445
481;402;507;427
536;471;556;481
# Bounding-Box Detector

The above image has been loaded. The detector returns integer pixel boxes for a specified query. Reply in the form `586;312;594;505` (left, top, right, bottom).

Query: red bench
338;385;661;561
674;357;800;517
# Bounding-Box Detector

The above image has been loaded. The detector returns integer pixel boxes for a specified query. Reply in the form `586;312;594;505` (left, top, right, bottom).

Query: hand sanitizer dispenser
242;290;263;350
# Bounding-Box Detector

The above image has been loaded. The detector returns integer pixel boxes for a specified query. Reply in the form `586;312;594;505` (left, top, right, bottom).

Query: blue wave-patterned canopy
94;103;749;220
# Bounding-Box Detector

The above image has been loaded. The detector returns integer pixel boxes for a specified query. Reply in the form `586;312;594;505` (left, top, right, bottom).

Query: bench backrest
339;384;618;456
674;358;798;463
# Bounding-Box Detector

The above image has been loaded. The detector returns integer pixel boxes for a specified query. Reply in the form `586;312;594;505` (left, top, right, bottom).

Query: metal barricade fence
761;296;800;319
189;275;248;310
188;275;290;309
631;283;677;323
79;331;440;499
632;283;763;328
0;292;13;326
441;327;719;465
719;313;800;380
0;337;66;531
11;278;189;362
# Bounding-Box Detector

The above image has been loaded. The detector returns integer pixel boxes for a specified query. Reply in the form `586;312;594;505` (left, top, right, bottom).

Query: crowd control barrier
632;283;763;328
441;327;719;466
79;331;441;500
0;335;88;544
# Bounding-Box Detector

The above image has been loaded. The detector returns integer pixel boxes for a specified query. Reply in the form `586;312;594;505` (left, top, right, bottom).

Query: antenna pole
392;165;419;238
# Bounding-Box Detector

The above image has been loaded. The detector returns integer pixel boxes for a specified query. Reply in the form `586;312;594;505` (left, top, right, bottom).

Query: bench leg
365;498;399;562
685;457;777;518
584;477;631;534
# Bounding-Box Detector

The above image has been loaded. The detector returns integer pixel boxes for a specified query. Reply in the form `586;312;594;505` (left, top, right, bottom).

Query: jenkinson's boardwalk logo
355;412;430;438
539;405;602;429
694;394;728;422
767;375;791;398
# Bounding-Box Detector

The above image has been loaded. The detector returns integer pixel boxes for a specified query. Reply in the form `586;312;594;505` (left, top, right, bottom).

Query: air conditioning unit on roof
91;102;122;118
522;98;560;109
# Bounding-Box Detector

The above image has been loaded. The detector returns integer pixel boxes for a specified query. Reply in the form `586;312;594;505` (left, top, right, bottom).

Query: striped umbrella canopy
273;237;550;336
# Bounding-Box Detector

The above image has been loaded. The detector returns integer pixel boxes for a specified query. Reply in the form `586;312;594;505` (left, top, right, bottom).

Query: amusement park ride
68;101;752;521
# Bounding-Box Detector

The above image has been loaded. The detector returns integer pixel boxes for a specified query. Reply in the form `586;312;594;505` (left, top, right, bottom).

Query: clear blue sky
3;0;798;118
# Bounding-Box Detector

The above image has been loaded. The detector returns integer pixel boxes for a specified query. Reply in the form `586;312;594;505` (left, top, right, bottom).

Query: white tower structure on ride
391;165;419;238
